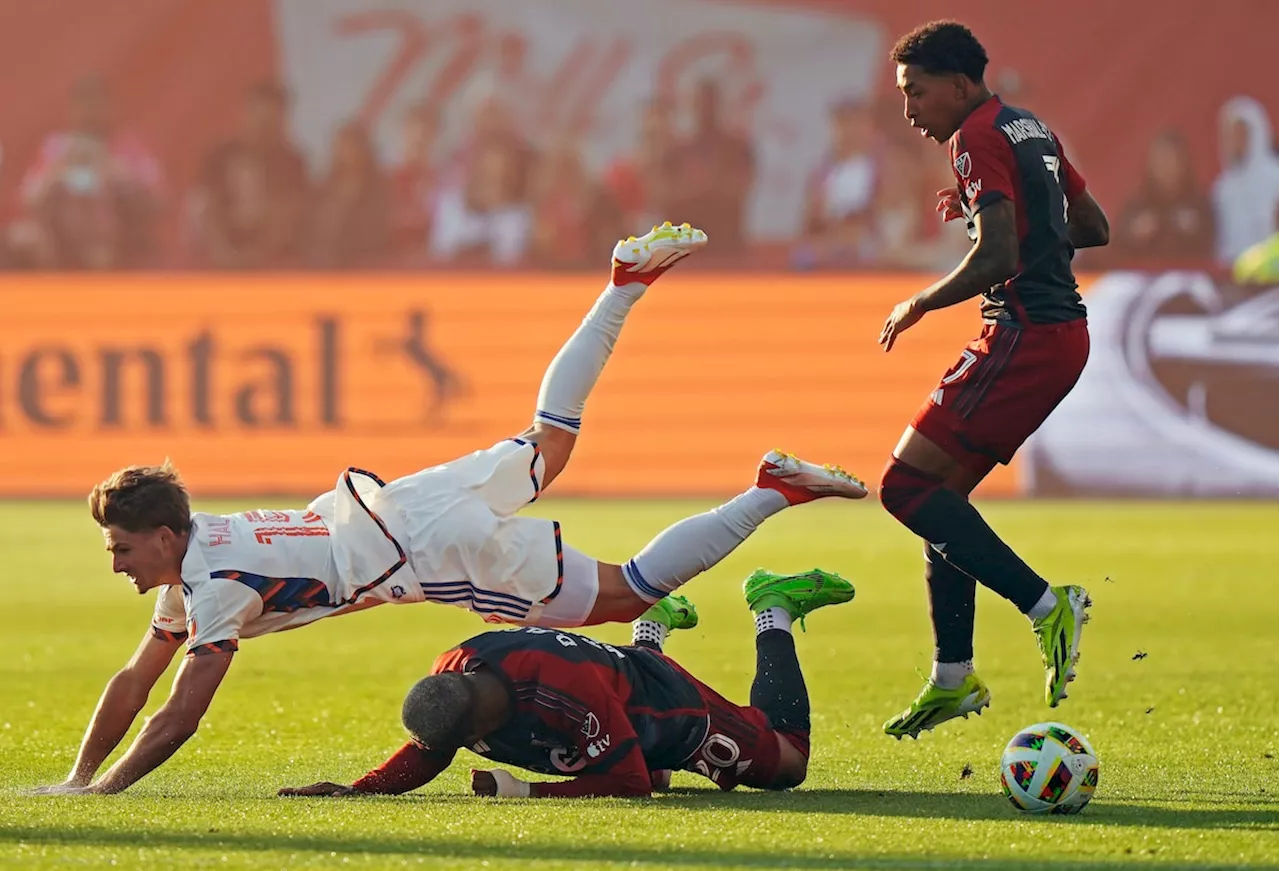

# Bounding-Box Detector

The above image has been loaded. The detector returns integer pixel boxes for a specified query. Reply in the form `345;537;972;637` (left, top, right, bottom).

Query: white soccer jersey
151;445;565;653
152;469;425;655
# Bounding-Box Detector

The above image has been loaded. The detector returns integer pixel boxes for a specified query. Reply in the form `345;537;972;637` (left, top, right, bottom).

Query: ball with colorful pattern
999;722;1099;814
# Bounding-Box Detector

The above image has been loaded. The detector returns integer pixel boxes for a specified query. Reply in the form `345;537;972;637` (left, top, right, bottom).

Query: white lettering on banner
275;0;885;237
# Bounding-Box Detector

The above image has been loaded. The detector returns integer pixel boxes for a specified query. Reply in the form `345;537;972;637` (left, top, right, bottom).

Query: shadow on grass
1;788;1275;871
0;822;1273;871
648;787;1278;832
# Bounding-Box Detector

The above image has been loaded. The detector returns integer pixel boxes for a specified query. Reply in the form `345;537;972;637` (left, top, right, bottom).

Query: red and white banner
1024;272;1279;497
274;0;886;236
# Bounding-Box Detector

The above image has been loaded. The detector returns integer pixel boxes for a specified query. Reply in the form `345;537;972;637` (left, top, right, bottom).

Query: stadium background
0;0;1275;502
0;4;1276;868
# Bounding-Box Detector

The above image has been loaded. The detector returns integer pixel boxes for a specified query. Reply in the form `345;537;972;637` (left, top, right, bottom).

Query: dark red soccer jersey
949;96;1088;325
355;627;715;798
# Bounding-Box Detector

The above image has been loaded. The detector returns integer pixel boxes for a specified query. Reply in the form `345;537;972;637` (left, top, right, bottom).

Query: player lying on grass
30;224;867;795
279;569;854;799
875;21;1108;738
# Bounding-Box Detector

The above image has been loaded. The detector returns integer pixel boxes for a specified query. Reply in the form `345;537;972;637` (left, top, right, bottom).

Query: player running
31;223;867;795
875;22;1111;738
278;568;854;799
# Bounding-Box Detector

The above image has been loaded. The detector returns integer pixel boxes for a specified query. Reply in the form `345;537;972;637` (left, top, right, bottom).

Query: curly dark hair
401;673;477;749
890;21;988;83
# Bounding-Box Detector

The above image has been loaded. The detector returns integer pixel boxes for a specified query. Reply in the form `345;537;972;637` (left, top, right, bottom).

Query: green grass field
0;498;1275;870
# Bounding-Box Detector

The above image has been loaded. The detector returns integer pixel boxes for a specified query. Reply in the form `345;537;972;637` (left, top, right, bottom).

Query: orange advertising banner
0;273;1077;498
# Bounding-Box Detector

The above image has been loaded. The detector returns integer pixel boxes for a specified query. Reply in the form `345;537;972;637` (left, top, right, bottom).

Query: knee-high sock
879;459;1049;613
621;488;789;603
925;539;977;664
534;280;646;434
751;630;810;737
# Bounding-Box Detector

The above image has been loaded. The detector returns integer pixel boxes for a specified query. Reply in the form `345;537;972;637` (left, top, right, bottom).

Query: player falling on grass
875;21;1111;738
278;572;853;800
31;222;867;795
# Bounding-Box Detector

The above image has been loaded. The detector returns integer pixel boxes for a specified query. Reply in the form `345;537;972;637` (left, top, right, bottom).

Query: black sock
925;540;976;662
750;630;809;733
882;462;1049;613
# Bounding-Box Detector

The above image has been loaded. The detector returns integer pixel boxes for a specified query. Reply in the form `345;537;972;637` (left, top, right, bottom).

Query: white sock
534;281;647;433
1026;586;1057;621
754;606;793;635
621;487;789;602
931;659;974;689
630;620;668;649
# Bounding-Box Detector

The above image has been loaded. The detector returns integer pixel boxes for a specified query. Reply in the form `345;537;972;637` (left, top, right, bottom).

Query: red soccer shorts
672;665;809;792
910;319;1090;475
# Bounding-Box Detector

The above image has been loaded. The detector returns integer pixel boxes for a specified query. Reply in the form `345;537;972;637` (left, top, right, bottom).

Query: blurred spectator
429;95;534;265
430;142;531;265
665;79;754;252
1211;96;1279;265
865;140;970;270
187;82;309;269
454;94;536;203
1113;130;1214;263
605;99;677;232
390;103;441;264
11;75;162;268
527;136;621;268
792;101;879;268
309;121;390;269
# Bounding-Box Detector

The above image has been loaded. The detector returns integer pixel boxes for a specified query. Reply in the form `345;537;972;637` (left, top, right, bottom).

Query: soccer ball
999;721;1099;814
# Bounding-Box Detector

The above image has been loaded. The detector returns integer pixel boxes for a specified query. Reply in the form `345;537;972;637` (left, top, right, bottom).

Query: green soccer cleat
1033;584;1092;707
883;673;992;739
743;568;855;630
637;594;699;631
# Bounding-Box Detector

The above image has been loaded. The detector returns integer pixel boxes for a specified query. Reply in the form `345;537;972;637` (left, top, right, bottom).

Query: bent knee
767;731;809;790
769;760;807;791
519;423;577;483
878;458;937;519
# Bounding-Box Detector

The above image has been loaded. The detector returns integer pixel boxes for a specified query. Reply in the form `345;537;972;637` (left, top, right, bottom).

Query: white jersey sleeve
151;585;189;641
179;524;265;655
182;576;262;655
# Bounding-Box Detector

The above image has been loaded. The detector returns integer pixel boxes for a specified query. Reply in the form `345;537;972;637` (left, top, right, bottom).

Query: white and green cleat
743;568;855;631
883;674;992;739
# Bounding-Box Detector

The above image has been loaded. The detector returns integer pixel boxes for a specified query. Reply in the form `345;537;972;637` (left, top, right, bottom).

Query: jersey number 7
1042;156;1069;224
